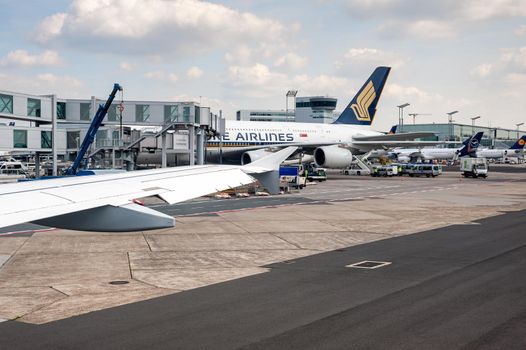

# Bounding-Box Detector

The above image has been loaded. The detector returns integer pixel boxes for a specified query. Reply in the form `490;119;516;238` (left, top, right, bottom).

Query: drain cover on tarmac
346;261;392;269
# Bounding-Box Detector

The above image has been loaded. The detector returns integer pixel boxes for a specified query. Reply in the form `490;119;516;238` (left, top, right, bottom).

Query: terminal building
236;96;339;123
397;123;526;148
0;88;218;174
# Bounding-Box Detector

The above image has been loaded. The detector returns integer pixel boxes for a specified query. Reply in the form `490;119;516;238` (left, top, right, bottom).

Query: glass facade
80;103;91;121
13;130;27;148
67;131;80;149
183;106;191;122
107;104;118;121
164;105;179;123
41;131;52;148
136;104;150;122
27;98;41;117
296;100;337;108
398;123;522;147
0;94;13;114
57;102;66;120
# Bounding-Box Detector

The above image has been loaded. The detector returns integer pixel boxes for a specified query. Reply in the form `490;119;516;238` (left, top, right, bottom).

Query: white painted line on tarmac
0;228;56;236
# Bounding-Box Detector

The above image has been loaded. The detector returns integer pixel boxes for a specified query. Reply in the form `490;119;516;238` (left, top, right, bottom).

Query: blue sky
1;0;525;131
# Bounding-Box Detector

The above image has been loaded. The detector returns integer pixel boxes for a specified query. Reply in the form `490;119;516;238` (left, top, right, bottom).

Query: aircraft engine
397;155;410;163
241;149;274;165
314;145;353;168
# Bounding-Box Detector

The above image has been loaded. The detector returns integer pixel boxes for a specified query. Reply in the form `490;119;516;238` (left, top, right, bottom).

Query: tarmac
0;168;524;347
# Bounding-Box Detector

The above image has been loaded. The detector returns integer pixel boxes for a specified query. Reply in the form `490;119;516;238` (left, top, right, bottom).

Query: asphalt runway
0;209;524;349
0;176;459;234
151;179;458;217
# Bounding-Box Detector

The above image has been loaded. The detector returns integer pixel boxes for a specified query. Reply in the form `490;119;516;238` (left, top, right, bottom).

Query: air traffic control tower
295;96;338;124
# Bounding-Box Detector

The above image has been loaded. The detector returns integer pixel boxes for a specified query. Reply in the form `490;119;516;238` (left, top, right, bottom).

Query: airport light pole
397;103;410;132
471;115;481;135
447;111;458;141
517;122;524;139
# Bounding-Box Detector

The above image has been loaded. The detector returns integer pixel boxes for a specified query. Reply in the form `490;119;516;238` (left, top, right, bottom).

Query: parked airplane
391;132;484;162
476;135;526;159
0;147;297;232
206;67;440;169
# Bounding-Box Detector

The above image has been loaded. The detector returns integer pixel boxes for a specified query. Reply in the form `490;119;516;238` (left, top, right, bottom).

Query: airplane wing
0;147;297;232
353;132;437;141
350;140;448;152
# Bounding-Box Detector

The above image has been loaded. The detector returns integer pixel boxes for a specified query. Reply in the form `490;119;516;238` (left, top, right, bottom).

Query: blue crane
65;83;123;175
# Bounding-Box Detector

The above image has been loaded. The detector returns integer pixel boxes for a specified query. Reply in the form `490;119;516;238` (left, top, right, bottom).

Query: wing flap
157;168;254;204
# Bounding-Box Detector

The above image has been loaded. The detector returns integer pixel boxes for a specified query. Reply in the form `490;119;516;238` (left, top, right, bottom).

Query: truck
460;157;488;178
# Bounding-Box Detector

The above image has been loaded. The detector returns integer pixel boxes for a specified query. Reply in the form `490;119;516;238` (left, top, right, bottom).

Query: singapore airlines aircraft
476;135;526;159
207;67;439;169
0;147;297;232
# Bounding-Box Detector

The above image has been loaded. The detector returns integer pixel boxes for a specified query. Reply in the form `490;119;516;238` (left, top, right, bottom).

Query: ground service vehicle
460;157;488;178
306;164;327;182
279;166;307;189
371;165;398;177
405;163;442;177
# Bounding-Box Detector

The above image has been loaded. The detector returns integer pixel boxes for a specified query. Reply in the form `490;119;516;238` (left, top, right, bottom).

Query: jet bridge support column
189;125;195;165
35;152;40;178
161;133;167;168
51;94;58;176
196;128;205;165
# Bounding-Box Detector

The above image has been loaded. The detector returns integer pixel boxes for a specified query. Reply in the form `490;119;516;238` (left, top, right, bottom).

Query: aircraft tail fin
458;132;483;157
509;135;526;149
388;125;397;134
333;66;391;126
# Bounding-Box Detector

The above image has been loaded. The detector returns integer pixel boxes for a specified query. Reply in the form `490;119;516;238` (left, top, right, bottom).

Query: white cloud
168;73;178;82
186;66;203;79
346;0;526;39
459;0;526;21
274;53;308;70
119;62;134;71
225;46;254;65
0;73;84;97
378;20;454;39
34;13;67;43
144;70;178;82
0;50;62;67
346;0;526;21
515;24;526;36
144;70;164;80
227;63;287;97
342;48;407;68
470;63;493;77
35;0;288;55
226;63;353;99
386;83;442;104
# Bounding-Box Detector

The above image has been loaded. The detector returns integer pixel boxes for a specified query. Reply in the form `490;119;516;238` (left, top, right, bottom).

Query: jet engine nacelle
397;155;410;163
241;149;274;165
314;145;353;169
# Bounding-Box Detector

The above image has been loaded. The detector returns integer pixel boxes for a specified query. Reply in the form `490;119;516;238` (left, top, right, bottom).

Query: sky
0;0;525;131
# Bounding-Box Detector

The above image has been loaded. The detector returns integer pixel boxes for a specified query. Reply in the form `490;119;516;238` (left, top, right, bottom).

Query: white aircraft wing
0;147;297;232
351;140;448;152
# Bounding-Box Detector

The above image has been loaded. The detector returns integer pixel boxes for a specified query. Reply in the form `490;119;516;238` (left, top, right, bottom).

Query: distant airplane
391;132;484;162
0;147;297;232
476;135;526;159
205;67;441;169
